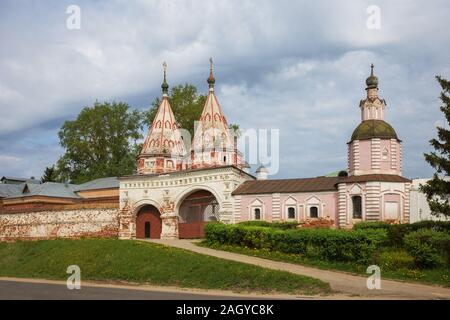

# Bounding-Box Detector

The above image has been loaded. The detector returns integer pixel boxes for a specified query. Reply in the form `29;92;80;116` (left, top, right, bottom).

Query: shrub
353;221;390;231
411;220;450;233
238;221;299;230
404;229;450;268
377;250;414;270
204;223;387;263
354;220;450;247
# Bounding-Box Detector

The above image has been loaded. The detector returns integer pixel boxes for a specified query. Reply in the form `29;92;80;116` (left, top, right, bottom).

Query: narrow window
144;222;151;238
352;196;362;219
310;206;318;218
288;207;296;219
382;148;389;160
254;208;261;220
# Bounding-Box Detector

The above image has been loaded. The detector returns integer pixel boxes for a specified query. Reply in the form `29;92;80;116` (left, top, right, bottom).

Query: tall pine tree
420;75;450;218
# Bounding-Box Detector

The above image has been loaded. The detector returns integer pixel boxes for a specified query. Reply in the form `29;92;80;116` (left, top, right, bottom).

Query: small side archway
135;204;162;239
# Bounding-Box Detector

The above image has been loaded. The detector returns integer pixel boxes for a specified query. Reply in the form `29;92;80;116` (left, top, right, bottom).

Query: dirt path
148;239;450;300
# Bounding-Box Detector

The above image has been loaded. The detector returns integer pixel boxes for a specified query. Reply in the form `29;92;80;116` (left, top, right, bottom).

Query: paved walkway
148;239;450;300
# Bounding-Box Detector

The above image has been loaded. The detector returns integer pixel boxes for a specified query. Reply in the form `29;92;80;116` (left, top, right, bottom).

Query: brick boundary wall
0;208;119;241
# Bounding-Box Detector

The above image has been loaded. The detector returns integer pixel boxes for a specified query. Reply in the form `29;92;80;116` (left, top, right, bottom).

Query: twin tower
137;59;248;175
137;61;402;179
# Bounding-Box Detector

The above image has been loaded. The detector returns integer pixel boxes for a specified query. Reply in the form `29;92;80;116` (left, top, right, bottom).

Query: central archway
136;205;162;239
178;190;220;239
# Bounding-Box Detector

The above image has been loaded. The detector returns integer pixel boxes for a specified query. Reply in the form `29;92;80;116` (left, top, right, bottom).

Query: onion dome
366;63;378;89
351;119;398;141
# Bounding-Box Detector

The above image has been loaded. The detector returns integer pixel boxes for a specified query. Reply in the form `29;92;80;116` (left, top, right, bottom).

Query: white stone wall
410;178;450;222
0;209;119;241
119;166;254;238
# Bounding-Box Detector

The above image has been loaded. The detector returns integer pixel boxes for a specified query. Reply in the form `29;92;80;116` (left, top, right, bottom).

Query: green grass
198;242;450;287
0;238;331;295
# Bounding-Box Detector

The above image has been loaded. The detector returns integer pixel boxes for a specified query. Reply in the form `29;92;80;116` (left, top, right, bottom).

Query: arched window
309;206;318;218
288;207;296;219
254;208;261;220
223;156;227;163
352;196;362;219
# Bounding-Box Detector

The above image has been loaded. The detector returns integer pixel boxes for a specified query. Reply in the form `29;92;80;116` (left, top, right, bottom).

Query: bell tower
137;62;187;174
348;64;402;176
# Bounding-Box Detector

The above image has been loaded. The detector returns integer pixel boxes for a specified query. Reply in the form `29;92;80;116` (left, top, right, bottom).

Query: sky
1;0;450;180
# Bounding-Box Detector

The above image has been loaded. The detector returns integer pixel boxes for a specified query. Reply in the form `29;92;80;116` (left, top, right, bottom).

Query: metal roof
74;177;119;191
0;184;23;198
20;182;80;199
232;174;411;195
1;176;40;184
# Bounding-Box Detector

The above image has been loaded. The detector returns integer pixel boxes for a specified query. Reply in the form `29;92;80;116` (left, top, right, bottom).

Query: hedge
404;228;450;268
204;223;387;263
353;220;450;247
237;221;299;230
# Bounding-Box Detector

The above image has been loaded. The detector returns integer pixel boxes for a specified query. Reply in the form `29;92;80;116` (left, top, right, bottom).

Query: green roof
351;120;398;141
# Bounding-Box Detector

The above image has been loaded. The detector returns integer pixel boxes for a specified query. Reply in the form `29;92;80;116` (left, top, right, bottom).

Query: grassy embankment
0;238;331;295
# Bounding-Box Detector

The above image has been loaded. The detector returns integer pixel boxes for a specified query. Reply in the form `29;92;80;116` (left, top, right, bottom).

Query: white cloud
0;0;449;178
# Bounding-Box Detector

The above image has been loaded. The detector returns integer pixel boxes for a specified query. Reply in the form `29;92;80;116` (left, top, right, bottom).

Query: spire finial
161;61;169;95
207;57;216;90
366;63;378;90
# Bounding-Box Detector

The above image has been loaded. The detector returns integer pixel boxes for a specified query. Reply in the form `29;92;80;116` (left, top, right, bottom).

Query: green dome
365;63;378;89
351;120;398;141
366;75;378;89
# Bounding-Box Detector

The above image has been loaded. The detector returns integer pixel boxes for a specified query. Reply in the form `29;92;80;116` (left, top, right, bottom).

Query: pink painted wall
358;140;372;171
348;139;401;175
239;195;273;221
238;192;338;225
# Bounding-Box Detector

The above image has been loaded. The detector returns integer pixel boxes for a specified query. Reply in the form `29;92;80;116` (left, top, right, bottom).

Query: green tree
56;101;143;184
143;84;206;137
41;165;59;183
420;75;450;218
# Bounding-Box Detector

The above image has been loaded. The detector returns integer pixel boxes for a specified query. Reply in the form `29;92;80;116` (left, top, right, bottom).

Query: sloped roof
20;182;80;198
1;176;120;200
192;88;234;152
140;97;186;157
343;174;411;183
74;177;119;191
232;176;341;195
232;174;411;195
1;176;40;184
0;184;22;198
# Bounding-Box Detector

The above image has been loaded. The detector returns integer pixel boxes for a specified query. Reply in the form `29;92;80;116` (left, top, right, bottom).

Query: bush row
237;221;299;230
404;228;450;268
204;223;387;263
353;220;450;247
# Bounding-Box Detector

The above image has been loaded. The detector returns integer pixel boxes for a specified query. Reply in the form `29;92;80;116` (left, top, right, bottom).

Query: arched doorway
136;205;162;239
178;190;219;239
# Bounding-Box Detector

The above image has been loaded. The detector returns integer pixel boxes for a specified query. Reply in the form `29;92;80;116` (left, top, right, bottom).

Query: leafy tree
41;165;59;183
420;75;450;218
56;101;143;184
143;84;206;138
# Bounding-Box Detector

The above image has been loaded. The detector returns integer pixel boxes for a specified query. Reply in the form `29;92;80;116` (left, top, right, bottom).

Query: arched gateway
118;166;254;240
178;190;220;238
